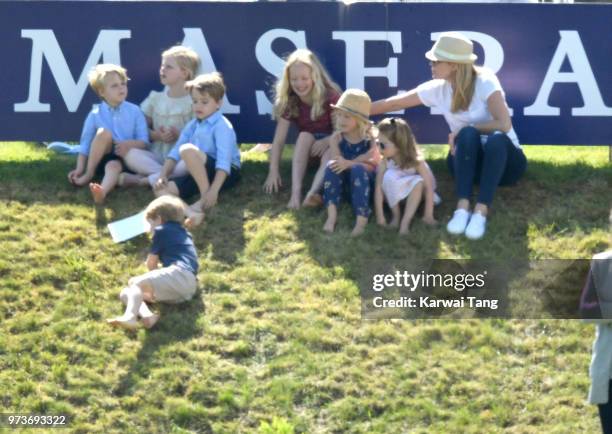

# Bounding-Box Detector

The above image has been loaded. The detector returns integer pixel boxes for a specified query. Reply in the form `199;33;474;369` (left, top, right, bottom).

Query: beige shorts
129;265;197;303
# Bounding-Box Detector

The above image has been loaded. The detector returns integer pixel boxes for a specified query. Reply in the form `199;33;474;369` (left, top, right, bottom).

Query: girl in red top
263;49;342;209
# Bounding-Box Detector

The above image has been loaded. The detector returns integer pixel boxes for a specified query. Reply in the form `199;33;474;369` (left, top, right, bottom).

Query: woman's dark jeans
446;126;527;205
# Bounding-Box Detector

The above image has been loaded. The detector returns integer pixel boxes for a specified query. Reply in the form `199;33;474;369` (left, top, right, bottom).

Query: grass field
0;142;610;433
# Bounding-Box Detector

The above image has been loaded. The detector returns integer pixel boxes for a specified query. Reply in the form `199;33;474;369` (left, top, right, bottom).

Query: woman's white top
416;68;521;148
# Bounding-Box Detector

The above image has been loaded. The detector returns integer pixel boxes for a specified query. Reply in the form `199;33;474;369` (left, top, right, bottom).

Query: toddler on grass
107;195;198;330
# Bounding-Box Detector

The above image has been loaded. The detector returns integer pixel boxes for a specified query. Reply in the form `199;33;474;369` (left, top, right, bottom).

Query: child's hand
154;176;168;191
422;215;438;226
160;127;178;143
115;141;130;157
330;157;350;174
263;171;282;194
201;190;218;209
67;169;81;184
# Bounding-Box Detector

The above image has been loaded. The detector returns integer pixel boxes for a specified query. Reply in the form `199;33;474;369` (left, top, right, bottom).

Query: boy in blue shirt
107;195;198;330
154;72;241;226
68;64;149;204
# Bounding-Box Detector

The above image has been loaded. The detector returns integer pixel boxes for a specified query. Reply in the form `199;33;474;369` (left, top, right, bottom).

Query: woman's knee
455;126;480;150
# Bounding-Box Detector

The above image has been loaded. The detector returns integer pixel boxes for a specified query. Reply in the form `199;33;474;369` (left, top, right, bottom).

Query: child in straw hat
322;89;380;236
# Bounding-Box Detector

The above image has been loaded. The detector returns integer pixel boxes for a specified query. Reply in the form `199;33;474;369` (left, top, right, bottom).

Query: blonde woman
263;49;342;209
371;32;527;240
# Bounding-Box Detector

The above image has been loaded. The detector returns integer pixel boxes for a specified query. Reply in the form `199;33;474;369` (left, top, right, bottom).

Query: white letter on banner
332;31;401;90
181;28;240;114
524;31;612;116
14;29;130;112
255;29;307;115
430;31;512;115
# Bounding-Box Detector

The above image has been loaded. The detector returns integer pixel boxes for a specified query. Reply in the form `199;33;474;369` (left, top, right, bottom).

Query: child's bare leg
390;205;401;228
107;285;143;330
304;146;331;206
180;144;210;211
74;128;113;186
89;160;122;204
323;204;337;233
138;281;159;329
289;132;316;209
351;215;368;237
399;182;424;235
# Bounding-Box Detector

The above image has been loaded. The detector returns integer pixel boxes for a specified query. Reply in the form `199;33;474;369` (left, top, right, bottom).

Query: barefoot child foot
351;216;368;237
89;183;106;204
303;193;323;208
107;315;140;330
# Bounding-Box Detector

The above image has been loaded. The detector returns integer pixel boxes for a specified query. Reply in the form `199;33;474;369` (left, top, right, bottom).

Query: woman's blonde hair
145;195;185;224
377;117;423;169
451;64;479;113
162;45;201;81
272;48;341;121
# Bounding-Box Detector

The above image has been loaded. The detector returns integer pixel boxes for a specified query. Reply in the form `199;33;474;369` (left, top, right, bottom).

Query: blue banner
1;1;611;144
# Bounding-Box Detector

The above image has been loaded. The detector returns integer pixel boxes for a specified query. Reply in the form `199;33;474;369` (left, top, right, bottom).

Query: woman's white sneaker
446;209;471;235
465;211;487;240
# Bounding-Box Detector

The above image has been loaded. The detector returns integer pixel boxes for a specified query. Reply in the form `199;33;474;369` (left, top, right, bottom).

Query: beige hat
425;32;477;64
331;89;371;122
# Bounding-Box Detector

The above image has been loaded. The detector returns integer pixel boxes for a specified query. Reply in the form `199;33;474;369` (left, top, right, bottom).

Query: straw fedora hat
425;32;477;64
331;89;371;122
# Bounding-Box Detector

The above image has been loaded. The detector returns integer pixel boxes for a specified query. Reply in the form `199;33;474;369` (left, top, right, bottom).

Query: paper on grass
107;210;150;243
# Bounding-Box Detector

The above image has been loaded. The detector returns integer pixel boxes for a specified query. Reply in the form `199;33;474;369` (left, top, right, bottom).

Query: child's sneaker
465;211;487;240
446;209;471;235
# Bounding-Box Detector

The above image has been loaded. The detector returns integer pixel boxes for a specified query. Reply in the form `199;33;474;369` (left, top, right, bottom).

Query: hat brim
425;49;477;64
330;104;370;123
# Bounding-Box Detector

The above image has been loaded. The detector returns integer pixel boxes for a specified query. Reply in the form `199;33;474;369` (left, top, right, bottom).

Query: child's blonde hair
332;111;371;138
88;64;128;97
162;45;201;81
186;72;225;102
145;195;185;224
272;48;341;121
377;117;423;169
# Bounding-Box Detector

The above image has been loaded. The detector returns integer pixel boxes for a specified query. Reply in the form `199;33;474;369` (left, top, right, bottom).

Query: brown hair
185;72;225;102
87;64;129;97
162;45;201;81
377;117;423;169
145;195;185;224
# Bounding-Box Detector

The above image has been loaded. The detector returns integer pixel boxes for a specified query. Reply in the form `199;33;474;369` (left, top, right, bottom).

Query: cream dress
140;90;193;161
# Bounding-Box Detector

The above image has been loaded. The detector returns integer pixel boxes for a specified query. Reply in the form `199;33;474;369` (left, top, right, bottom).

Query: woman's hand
330;157;351;174
448;132;456;156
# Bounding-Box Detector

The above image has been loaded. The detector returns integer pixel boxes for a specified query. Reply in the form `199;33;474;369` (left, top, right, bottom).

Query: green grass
0;141;610;433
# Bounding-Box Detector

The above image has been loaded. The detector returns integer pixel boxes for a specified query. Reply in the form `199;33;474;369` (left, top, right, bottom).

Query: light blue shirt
78;101;149;156
167;111;241;174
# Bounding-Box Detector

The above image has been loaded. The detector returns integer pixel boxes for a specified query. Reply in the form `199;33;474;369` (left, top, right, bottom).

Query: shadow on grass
112;294;206;397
